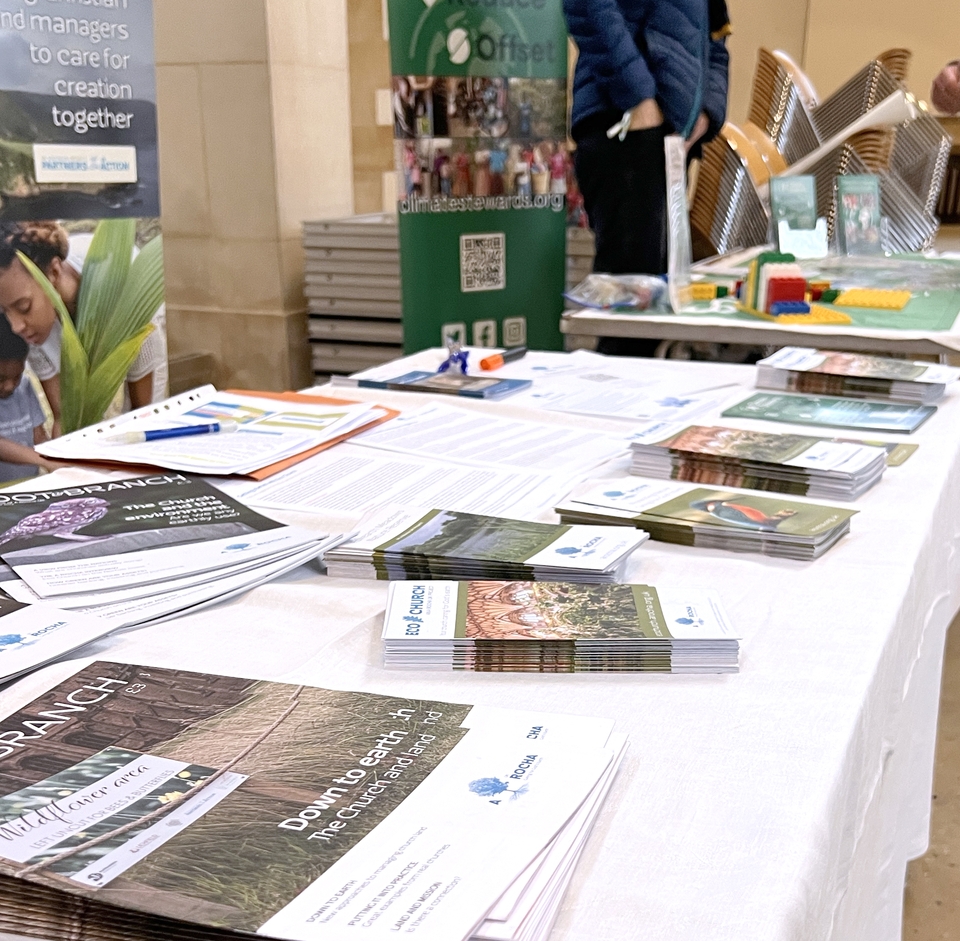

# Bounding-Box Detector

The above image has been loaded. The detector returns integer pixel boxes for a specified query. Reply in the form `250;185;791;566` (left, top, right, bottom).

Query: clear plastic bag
563;273;667;310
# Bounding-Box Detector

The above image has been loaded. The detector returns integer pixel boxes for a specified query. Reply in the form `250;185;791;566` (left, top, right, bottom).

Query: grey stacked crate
304;216;599;376
304;215;403;377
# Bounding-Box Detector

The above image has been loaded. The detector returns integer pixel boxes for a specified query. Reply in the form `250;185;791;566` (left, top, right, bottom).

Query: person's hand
38;458;73;473
628;98;664;130
686;112;710;151
932;62;960;114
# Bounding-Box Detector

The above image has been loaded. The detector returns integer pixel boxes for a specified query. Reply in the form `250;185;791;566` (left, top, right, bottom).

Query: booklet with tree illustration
382;580;739;673
0;661;623;941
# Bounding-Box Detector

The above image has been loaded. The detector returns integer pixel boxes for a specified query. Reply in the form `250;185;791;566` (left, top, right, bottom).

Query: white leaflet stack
382;581;739;674
756;346;960;405
628;422;887;501
323;505;649;584
0;474;344;679
556;478;858;561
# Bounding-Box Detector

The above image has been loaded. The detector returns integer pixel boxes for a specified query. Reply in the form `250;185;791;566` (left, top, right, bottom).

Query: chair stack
690;131;770;259
746;48;822;166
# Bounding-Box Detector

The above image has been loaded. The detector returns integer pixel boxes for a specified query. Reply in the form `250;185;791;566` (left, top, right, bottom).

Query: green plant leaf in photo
18;219;164;434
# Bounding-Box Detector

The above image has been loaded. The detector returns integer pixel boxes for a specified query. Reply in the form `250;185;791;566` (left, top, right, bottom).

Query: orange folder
224;389;399;480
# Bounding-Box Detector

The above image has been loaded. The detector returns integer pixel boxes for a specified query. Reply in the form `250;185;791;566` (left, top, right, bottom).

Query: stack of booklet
323;505;649;583
0;660;626;941
556;478;857;559
0;474;341;681
755;346;960;404
629;422;887;500
382;580;739;673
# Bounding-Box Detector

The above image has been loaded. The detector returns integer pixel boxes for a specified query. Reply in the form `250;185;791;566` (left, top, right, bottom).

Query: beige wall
726;0;810;124
153;0;353;392
804;0;960;104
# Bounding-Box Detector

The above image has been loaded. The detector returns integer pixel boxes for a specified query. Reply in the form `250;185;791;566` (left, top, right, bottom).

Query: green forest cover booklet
0;662;618;941
326;505;647;579
722;392;935;434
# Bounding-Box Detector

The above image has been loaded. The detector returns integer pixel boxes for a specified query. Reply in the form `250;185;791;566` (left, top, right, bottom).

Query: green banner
388;0;570;353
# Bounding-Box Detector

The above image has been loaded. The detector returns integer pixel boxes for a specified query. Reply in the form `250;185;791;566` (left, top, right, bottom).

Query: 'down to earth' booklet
0;662;624;941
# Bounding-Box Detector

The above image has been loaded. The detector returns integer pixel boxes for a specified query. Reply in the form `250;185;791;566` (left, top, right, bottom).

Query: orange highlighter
479;346;527;370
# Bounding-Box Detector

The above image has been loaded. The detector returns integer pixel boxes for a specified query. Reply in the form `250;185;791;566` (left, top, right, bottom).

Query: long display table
0;351;957;941
561;306;960;355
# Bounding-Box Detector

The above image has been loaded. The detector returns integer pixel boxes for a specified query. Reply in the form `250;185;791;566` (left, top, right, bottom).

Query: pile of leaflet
382;580;739;673
0;473;341;682
755;346;960;404
556;478;856;560
629;422;887;500
323;505;649;583
0;660;626;941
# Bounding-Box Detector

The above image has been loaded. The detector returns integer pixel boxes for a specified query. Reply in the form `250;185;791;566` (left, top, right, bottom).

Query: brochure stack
629;423;887;500
323;506;648;583
382;580;739;673
0;661;626;941
755;347;960;405
0;474;342;681
557;479;856;560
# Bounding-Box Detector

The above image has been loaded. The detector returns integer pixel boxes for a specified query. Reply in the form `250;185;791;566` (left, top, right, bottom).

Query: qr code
460;233;505;293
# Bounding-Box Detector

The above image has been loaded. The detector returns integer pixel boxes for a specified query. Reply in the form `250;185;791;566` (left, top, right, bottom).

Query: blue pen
104;419;240;444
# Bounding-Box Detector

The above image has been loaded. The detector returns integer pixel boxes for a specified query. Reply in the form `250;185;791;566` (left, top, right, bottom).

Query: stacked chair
690;48;952;259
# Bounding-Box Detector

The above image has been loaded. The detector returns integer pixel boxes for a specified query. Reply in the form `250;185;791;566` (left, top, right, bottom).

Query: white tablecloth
1;352;958;941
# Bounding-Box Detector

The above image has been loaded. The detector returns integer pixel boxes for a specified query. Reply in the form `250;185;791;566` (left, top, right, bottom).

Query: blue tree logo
468;777;528;803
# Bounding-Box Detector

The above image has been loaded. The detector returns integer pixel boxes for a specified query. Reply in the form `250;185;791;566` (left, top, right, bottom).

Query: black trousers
573;119;667;356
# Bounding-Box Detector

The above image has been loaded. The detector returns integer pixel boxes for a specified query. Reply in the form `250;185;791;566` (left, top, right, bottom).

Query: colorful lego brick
690;282;718;301
820;289;841;303
800;305;853;324
745;251;796;308
809;280;831;293
716;285;729;298
764;277;807;311
757;263;803;312
832;288;911;310
769;301;811;315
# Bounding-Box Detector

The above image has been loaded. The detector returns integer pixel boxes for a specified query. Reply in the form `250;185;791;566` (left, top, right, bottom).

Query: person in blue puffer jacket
565;0;730;287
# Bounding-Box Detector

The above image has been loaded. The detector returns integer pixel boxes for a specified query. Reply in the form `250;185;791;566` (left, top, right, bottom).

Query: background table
1;351;959;941
561;306;960;356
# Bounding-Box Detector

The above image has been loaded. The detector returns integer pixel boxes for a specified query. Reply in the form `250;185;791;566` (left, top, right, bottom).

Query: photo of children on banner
398;138;573;201
0;314;60;482
0;219;167;435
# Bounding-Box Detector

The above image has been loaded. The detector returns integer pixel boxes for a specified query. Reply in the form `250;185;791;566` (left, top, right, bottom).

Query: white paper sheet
352;404;628;475
213;444;580;521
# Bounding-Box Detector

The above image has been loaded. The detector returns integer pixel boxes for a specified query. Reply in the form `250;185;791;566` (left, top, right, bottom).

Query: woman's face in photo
0;257;59;346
